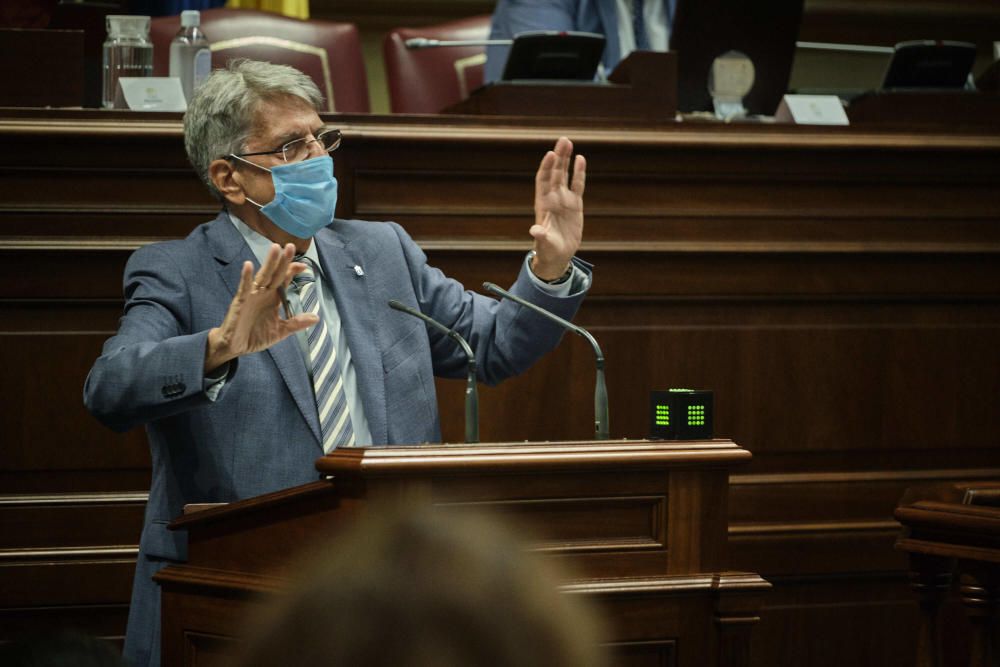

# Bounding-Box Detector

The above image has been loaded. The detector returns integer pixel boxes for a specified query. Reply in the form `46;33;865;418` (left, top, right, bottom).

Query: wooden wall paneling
347;121;1000;461
0;114;215;242
0;256;152;495
749;574;921;666
0;112;189;644
0;605;130;646
0;491;145;644
0;494;146;550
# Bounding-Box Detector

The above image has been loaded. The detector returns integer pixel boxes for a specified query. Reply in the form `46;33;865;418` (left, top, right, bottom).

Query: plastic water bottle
169;10;211;104
102;15;154;108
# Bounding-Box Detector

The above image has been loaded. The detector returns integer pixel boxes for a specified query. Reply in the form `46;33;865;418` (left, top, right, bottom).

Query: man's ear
208;158;245;205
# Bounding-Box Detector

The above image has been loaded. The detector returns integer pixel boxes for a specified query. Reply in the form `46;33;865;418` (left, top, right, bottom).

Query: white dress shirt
615;0;670;55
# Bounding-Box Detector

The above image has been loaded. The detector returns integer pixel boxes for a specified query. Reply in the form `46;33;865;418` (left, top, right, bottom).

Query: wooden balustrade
896;484;1000;667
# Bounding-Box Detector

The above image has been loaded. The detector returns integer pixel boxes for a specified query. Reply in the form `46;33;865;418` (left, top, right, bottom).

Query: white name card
775;94;849;126
115;77;187;112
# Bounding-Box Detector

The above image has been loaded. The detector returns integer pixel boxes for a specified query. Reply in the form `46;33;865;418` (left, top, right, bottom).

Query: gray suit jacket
83;212;591;667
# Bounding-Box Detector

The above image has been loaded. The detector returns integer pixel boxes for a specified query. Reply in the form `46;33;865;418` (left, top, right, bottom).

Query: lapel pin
353;265;364;277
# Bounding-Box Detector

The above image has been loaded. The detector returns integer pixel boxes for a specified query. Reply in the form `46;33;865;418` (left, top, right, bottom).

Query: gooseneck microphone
405;37;513;49
388;300;479;444
482;281;609;440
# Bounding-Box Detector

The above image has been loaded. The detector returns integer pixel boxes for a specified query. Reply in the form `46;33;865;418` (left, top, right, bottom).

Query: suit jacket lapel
314;228;387;445
205;215;324;449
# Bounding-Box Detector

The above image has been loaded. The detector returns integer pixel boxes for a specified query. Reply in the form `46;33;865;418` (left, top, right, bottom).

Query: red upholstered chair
150;8;370;113
383;16;491;114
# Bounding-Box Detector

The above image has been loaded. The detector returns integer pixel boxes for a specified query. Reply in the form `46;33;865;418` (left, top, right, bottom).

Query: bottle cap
180;10;201;27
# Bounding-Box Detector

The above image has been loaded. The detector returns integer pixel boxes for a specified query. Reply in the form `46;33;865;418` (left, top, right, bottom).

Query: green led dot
687;403;706;426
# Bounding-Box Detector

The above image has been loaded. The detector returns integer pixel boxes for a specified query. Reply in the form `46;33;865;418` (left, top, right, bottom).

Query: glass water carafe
102;15;153;109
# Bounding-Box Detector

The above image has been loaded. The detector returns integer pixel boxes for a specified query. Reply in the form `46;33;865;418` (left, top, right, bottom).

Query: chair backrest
383;16;490;114
150;8;370;113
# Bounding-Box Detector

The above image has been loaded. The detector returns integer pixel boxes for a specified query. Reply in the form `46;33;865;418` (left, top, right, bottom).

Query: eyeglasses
229;128;342;164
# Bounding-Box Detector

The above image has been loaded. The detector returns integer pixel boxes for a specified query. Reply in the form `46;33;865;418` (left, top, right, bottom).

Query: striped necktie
292;256;355;452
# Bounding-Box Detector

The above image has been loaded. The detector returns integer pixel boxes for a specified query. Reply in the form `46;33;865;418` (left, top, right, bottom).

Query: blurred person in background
486;0;677;82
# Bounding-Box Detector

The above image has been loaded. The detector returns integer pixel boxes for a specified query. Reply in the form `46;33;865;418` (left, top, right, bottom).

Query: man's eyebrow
271;126;324;148
271;131;302;147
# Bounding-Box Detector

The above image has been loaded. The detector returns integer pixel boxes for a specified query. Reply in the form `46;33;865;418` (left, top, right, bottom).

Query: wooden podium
155;439;768;667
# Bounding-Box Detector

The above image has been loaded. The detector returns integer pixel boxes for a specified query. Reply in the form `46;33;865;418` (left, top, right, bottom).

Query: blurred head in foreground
233;504;608;667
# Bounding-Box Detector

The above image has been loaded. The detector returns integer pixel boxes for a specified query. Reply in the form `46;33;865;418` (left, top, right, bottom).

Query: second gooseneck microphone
387;300;479;444
482;281;609;440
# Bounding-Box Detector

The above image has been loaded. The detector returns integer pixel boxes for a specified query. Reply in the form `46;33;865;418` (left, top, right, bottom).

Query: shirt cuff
525;252;583;297
203;362;231;402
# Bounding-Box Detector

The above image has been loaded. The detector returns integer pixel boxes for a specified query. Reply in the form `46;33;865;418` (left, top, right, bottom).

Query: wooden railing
896;484;1000;667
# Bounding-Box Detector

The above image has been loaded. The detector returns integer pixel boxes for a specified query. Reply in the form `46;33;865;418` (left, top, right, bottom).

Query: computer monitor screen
788;42;893;100
669;0;805;115
501;31;606;81
881;40;976;89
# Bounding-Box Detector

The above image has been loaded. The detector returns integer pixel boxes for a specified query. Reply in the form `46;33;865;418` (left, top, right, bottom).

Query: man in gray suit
84;59;591;667
485;0;677;82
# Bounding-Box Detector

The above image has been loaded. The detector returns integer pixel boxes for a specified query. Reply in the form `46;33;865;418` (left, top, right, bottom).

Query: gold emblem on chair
454;53;486;101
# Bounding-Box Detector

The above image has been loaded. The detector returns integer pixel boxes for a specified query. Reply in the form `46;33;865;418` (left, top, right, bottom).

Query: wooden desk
1;109;999;665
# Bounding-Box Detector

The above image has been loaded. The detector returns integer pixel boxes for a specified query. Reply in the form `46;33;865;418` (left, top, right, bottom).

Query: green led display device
649;389;713;440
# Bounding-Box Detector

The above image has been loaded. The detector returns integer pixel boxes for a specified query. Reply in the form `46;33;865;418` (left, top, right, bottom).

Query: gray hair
183;59;324;200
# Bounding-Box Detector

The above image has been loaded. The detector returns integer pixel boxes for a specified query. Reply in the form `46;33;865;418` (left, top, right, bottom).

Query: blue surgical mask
239;155;338;239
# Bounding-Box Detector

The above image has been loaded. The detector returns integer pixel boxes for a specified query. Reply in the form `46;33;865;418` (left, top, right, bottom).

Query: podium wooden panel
847;91;1000;130
155;439;767;667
